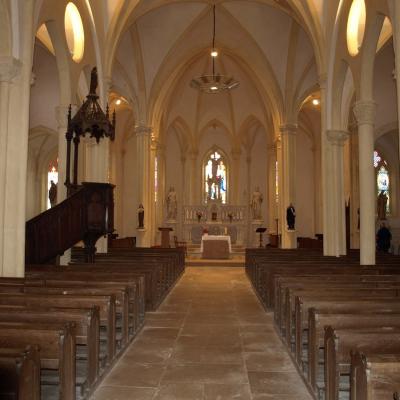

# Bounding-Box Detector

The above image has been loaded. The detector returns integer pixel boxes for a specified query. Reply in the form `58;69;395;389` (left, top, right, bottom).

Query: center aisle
92;267;313;400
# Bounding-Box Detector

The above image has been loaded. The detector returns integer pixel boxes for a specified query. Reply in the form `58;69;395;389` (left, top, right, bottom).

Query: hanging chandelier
190;5;239;94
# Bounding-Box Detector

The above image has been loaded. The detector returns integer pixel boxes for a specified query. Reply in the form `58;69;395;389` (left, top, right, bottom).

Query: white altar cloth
200;235;232;259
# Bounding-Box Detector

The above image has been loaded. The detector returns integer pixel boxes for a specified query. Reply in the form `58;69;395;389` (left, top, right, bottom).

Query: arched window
204;150;227;203
47;159;58;209
374;150;390;213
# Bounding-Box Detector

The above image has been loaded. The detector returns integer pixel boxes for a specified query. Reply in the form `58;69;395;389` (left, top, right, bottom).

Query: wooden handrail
25;182;114;264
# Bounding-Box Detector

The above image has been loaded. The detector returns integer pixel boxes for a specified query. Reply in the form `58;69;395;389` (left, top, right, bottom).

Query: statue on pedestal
166;186;178;220
138;204;144;228
286;203;296;230
251;187;263;220
377;190;388;220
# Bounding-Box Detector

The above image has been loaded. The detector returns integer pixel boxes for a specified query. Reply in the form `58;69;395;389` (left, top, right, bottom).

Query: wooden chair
174;236;187;256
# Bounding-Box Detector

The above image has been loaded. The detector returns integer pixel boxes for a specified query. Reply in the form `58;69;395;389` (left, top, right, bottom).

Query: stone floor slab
90;267;312;400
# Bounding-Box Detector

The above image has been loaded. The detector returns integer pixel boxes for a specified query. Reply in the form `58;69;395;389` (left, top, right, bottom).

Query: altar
201;234;231;259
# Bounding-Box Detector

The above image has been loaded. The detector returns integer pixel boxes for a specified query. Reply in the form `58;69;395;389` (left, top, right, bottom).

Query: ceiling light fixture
190;5;239;94
115;99;122;105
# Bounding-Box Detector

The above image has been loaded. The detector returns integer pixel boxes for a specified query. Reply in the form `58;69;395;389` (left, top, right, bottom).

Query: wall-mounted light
312;99;320;106
115;99;122;106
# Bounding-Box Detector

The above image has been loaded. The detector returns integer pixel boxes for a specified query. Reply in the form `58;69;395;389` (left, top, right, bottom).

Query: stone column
349;126;360;249
267;144;278;234
353;101;377;265
231;148;241;205
327;130;349;256
246;153;252;246
312;141;322;235
280;124;297;249
135;124;152;247
0;57;22;276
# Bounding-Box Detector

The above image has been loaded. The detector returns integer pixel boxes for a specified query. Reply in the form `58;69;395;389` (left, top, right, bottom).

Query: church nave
91;267;312;400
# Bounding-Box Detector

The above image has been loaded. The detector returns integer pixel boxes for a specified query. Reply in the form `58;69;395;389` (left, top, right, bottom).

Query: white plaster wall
374;41;397;134
29;45;59;131
295;130;315;238
120;136;138;237
165;129;183;213
250;131;268;222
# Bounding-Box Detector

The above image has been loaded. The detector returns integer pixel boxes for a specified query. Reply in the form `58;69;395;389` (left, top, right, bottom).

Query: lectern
158;227;173;248
256;227;267;248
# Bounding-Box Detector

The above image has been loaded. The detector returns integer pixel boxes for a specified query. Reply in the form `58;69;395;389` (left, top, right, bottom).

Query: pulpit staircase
25;182;114;264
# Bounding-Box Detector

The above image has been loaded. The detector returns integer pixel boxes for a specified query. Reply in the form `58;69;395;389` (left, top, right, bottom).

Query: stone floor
91;267;313;400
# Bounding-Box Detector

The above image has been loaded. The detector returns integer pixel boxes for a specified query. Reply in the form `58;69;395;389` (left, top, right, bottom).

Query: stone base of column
59;249;71;266
136;228;149;247
96;237;108;254
281;229;297;249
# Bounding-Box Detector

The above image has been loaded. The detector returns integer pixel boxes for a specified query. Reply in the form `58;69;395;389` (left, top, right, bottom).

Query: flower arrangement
196;211;202;223
227;212;233;223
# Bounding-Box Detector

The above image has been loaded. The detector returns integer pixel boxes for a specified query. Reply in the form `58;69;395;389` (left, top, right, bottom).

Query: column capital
279;124;297;135
0;57;22;83
353;101;376;125
135;124;153;137
326;130;349;146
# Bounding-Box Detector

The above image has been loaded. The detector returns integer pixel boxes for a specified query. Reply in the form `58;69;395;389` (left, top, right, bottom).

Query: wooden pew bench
351;352;400;400
287;288;400;351
0;305;100;394
307;308;400;395
0;322;76;400
0;346;41;400
324;326;400;400
0;292;117;366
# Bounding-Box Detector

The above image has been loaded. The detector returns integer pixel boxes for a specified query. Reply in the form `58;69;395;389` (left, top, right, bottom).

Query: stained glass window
204;150;227;203
47;159;58;210
374;150;390;213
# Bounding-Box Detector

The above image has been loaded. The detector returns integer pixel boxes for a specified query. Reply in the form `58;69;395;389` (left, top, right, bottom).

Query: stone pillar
231;148;241;205
267;144;278;234
0;57;22;276
246;153;252;246
135;124;152;247
327;130;349;256
312;141;322;235
280;124;297;249
349;126;360;249
353;101;377;265
319;76;335;256
153;141;165;237
276;136;283;242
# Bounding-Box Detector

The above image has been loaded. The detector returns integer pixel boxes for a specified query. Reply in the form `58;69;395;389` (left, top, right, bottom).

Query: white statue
166;186;178;220
251;186;263;220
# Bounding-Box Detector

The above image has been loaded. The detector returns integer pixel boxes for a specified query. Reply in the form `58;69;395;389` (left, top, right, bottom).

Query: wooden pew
307;308;400;394
0;292;116;364
0;346;41;400
0;322;76;400
324;326;400;400
289;288;400;352
350;352;400;400
0;305;100;392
